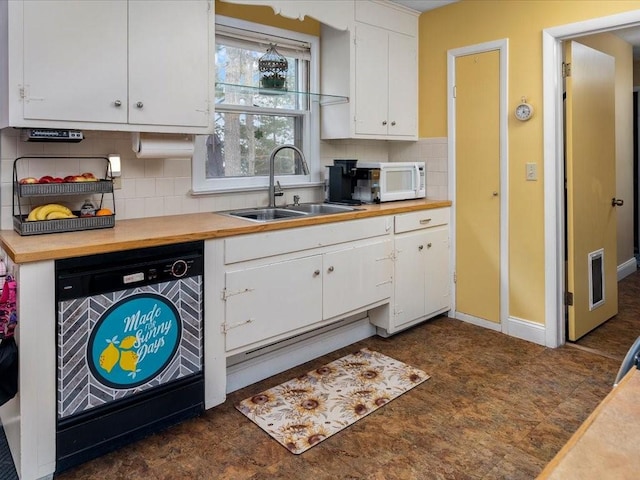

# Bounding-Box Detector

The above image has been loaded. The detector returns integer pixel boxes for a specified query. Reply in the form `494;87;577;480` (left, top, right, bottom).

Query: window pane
206;111;304;179
215;45;308;110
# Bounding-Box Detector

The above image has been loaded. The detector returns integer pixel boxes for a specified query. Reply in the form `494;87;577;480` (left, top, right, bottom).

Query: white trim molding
505;316;546;346
618;257;638;281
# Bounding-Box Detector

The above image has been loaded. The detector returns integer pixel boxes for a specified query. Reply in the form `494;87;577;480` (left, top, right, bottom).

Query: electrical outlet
525;162;537;181
112;177;122;190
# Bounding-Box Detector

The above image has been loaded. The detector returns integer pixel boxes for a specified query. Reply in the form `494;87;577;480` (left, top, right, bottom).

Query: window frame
192;15;321;194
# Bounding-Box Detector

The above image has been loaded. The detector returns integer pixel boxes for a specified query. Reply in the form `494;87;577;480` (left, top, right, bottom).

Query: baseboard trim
225;317;376;393
618;257;637;281
505;316;546;346
454;312;546;346
454;312;501;331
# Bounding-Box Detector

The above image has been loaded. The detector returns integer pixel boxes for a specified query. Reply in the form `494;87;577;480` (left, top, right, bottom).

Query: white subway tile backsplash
0;128;450;229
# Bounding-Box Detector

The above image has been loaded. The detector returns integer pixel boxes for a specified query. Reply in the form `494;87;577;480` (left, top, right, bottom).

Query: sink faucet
268;145;309;208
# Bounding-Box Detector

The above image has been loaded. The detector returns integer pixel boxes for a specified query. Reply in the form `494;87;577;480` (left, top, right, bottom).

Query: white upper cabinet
1;0;213;134
321;1;418;140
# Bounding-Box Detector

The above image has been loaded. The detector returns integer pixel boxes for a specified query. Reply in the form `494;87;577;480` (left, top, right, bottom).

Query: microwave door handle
413;164;420;195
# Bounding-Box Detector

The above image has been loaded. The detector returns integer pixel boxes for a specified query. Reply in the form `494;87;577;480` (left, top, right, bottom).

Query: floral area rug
235;348;430;454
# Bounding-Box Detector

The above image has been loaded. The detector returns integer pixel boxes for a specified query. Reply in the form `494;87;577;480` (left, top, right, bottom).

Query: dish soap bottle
80;199;96;217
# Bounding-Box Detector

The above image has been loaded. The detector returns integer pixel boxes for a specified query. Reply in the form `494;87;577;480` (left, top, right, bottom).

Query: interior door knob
611;198;624;207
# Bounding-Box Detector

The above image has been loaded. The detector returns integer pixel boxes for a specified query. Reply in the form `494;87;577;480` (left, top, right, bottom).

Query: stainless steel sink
285;203;358;214
221;203;359;222
225;207;308;222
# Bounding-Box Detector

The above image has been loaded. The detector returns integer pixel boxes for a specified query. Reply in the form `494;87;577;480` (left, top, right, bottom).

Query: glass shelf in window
215;82;348;107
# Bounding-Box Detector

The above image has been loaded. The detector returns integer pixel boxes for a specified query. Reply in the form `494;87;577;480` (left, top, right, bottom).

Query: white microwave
355;162;426;203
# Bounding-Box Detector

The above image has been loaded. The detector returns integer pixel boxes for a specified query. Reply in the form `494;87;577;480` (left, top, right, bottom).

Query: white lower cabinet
224;255;323;351
323;239;393;320
371;208;451;335
216;217;394;354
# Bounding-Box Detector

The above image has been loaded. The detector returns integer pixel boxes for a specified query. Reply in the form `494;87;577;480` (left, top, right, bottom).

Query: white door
224;256;323;351
354;23;389;136
394;231;428;328
565;41;618;341
323;239;393;320
22;1;128;123
424;226;451;317
128;0;210;127
388;31;417;138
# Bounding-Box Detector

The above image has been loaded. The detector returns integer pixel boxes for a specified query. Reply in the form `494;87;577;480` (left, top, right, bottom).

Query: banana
45;211;76;220
26;205;45;221
35;203;73;221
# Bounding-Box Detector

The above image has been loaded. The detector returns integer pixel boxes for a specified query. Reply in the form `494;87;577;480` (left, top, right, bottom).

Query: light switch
525;162;537;181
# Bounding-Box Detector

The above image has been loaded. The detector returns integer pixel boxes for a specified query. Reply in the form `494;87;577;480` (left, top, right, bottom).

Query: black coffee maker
324;159;361;205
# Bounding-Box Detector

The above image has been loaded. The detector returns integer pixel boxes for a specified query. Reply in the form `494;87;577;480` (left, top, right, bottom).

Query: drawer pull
419;218;432;224
313;270;320;277
418;245;424;251
427;243;432;248
327;266;335;273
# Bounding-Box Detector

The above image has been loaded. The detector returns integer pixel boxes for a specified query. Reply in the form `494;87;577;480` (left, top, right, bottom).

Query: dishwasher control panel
55;241;204;301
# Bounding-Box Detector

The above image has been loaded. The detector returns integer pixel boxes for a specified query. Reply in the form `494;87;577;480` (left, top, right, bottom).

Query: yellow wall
214;0;320;35
419;0;640;326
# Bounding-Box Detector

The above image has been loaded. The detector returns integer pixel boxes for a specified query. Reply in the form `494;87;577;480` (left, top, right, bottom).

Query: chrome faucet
268;145;309;208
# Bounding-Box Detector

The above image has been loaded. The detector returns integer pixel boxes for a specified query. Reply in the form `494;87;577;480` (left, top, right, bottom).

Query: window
192;16;320;193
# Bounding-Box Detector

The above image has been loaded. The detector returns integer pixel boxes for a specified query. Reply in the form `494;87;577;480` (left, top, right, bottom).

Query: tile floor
6;271;639;479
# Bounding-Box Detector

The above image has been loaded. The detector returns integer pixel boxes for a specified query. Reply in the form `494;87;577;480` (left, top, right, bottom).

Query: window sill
190;181;325;196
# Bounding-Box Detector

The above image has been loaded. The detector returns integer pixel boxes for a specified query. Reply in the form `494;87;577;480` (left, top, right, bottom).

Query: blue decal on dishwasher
87;293;182;389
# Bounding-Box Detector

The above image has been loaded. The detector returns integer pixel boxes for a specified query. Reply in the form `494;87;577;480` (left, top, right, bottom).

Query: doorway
543;11;640;348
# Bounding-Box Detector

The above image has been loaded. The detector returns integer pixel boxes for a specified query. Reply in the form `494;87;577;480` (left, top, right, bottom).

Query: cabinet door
354;23;389;136
394;231;428;328
128;1;210;128
22;1;128;123
323;239;393;320
388;32;417;138
224;255;323;351
424;225;451;316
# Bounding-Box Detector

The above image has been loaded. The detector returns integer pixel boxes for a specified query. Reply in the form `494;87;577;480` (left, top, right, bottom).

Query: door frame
543;11;640;348
447;39;509;333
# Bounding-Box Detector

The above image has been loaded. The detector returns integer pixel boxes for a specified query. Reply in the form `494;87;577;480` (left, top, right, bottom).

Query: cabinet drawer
395;208;449;234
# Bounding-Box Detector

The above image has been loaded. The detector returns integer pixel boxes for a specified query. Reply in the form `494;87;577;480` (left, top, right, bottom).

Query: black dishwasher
55;241;204;473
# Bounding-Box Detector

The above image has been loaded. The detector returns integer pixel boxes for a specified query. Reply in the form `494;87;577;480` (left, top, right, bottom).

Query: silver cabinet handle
382;120;387;126
427;243;432;248
313;270;320;277
391;121;396;126
114;100;122;107
136;101;144;109
419;218;432;224
327;266;334;273
418;245;424;251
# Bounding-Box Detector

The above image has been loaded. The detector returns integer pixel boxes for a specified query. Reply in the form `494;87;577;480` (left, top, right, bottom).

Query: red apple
39;175;54;183
52;177;64;183
63;175;77;182
81;172;96;179
19;177;38;184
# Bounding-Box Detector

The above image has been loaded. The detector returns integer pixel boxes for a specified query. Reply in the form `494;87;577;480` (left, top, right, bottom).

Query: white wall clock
515;98;533;121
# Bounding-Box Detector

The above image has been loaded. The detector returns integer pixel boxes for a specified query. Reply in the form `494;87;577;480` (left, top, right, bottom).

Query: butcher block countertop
0;199;451;263
537;368;640;479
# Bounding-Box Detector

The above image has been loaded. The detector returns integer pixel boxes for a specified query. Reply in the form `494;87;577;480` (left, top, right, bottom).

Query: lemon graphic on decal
119;350;140;379
119;335;137;350
99;337;120;373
